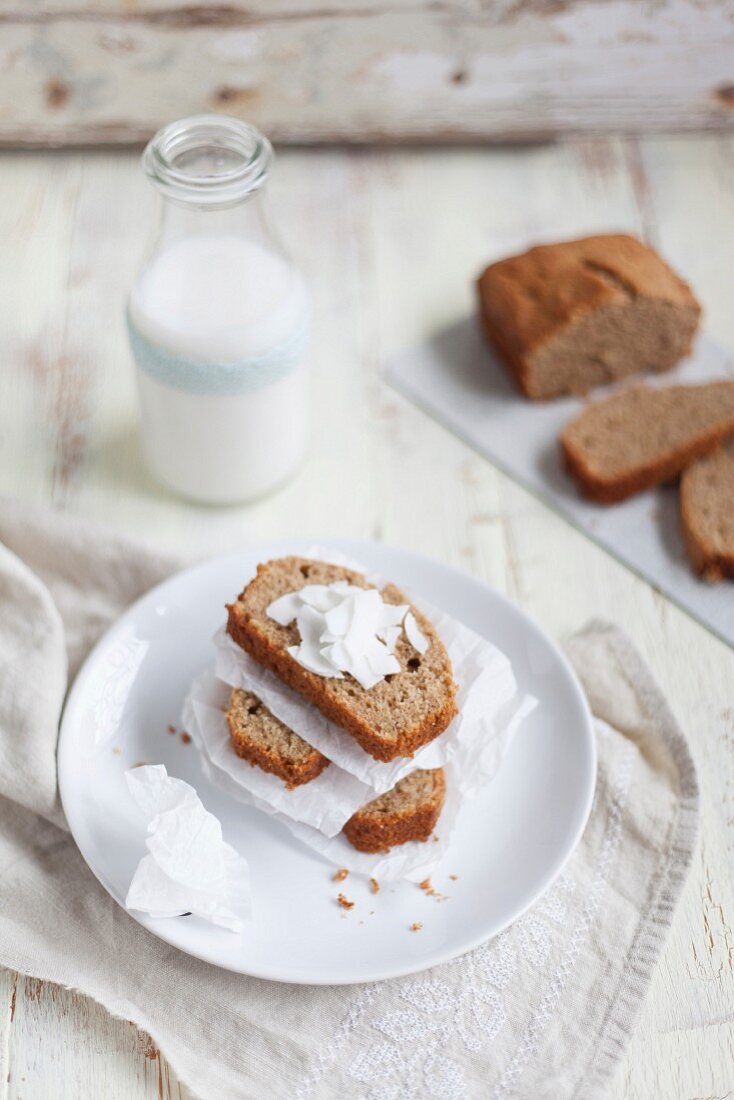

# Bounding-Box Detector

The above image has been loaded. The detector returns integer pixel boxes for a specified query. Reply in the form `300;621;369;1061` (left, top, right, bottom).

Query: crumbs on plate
410;922;423;932
180;731;192;744
418;878;448;902
333;868;349;882
369;878;380;894
337;893;355;910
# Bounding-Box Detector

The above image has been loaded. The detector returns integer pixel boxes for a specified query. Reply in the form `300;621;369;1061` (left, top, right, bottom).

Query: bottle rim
142;114;272;207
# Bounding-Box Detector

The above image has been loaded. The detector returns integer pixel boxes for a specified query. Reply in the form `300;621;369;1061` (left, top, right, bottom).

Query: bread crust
680;515;734;581
477;304;534;397
343;769;446;853
478;234;701;400
680;448;734;582
227;558;457;763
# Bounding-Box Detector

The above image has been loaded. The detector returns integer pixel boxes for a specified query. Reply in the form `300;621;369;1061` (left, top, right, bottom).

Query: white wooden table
1;136;733;1099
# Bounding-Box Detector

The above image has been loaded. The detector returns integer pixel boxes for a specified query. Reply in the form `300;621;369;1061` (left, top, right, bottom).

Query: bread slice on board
225;687;330;788
343;768;446;853
680;440;734;581
561;381;734;503
477;234;701;400
226;557;457;762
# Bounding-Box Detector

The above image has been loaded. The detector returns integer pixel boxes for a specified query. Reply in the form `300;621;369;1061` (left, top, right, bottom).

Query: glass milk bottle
127;115;310;503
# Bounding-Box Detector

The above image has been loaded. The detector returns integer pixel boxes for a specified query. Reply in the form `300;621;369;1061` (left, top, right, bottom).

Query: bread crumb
132;761;147;768
180;732;192;744
449;874;459;881
166;724;176;735
112;747;121;755
410;922;423;932
418;877;447;900
337;893;355;910
369;878;380;894
333;868;349;882
433;835;440;843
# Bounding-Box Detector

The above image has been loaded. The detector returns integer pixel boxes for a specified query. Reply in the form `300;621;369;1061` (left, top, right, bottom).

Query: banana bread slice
561;381;734;503
225;687;330;788
680;440;734;581
478;234;701;400
227;684;445;852
226;557;457;762
343;768;446;853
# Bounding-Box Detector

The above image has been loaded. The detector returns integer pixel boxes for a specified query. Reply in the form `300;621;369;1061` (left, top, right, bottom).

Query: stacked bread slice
224;685;446;852
221;557;456;854
183;554;532;879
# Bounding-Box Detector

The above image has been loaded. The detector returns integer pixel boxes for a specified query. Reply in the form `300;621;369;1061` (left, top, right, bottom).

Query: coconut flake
381;603;409;628
288;605;344;678
266;581;427;689
299;583;349;612
404;611;428;654
266;591;303;626
377;624;402;653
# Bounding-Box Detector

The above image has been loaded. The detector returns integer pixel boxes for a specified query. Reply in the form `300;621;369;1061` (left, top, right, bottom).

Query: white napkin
125;765;252;931
0;501;699;1100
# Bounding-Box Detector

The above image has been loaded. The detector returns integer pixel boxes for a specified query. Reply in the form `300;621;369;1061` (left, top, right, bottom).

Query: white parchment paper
183;696;466;882
214;605;535;794
125;765;252;931
181;671;373;837
184;668;535;879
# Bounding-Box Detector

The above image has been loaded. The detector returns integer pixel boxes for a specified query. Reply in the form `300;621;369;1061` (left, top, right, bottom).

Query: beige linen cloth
0;500;698;1100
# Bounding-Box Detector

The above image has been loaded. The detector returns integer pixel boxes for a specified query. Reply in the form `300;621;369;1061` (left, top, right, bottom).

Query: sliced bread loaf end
680;440;734;581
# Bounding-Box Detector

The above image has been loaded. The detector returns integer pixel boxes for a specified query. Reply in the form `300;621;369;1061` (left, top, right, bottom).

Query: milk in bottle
127;115;310;503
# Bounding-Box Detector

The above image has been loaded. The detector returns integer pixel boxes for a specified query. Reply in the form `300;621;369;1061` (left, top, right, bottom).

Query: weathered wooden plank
0;0;733;146
2;971;194;1100
1;135;734;1098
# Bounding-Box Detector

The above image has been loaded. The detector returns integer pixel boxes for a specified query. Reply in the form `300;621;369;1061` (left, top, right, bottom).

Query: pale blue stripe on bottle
126;310;309;397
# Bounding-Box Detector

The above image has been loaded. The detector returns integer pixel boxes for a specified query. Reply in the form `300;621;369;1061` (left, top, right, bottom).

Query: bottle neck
155;189;280;252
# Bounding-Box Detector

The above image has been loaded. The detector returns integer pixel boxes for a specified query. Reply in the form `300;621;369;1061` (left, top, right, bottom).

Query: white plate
59;540;596;985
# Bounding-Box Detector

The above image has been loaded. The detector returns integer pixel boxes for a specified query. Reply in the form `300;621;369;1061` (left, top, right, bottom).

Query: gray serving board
387;319;734;648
